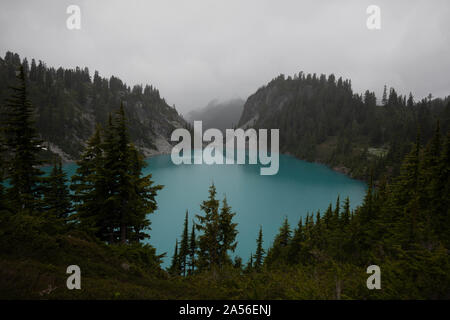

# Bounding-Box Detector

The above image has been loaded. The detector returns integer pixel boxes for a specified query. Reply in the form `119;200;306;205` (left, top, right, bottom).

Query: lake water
52;154;366;267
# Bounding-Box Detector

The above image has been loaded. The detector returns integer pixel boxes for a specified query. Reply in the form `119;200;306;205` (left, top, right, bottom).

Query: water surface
50;154;366;267
142;154;366;267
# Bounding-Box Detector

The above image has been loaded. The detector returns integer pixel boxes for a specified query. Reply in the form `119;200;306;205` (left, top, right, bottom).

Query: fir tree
195;183;221;270
2;65;44;213
73;104;162;243
288;218;304;264
169;240;181;276
218;196;238;268
254;226;265;271
102;107;133;243
42;158;72;229
189;221;197;274
71;125;108;238
195;184;238;270
179;211;189;276
382;85;388;105
245;252;253;273
341;197;351;226
126;143;162;242
0;139;8;217
265;217;291;267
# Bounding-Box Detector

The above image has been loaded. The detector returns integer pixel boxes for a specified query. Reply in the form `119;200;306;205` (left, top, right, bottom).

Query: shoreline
47;149;361;182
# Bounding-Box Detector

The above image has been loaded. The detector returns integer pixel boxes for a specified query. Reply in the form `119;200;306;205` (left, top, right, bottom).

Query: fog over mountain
186;98;245;132
1;0;449;113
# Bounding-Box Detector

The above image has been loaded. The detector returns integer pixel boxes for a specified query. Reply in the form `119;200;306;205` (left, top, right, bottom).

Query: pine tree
254;226;265;271
75;104;163;244
195;183;221;270
341;197;351;226
179;211;189;276
218;196;238;268
407;92;414;108
421;121;442;243
0;138;8;217
390;132;423;245
323;204;333;229
71;125;108;239
189;221;197;274
331;196;340;229
126;143;163;243
2;65;44;213
102;106;133;243
278;217;292;247
265;217;291;267
428;131;450;247
245;252;253;273
169;239;181;276
288;218;304;264
42;158;72;230
382;85;388;105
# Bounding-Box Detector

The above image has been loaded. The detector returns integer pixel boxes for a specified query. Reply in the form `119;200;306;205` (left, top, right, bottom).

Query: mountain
238;73;450;180
186;98;244;132
0;51;187;161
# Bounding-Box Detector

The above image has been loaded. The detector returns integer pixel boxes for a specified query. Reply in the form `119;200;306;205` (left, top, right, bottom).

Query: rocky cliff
0;51;187;161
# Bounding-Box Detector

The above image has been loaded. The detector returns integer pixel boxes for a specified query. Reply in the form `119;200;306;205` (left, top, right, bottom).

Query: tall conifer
3;66;44;213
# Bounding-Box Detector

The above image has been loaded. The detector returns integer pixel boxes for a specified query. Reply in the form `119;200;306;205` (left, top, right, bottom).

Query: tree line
0;51;183;159
238;72;450;181
169;122;449;298
0;65;162;246
1;64;449;299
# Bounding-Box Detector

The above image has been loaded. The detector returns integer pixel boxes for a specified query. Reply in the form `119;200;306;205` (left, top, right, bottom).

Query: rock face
0;52;187;161
238;76;294;129
236;72;450;181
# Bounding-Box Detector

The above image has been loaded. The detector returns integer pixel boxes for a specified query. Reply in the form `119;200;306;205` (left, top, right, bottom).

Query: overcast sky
1;0;449;114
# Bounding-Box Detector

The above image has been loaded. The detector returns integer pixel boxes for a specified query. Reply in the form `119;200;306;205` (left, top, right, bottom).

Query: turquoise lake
52;154;366;267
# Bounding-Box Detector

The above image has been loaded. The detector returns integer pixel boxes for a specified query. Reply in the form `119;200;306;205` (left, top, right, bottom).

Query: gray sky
1;0;449;114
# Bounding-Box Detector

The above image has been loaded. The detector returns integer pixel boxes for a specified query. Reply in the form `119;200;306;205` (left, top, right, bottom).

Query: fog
1;0;449;114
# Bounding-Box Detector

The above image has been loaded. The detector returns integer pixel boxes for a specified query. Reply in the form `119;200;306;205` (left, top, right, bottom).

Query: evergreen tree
2;66;44;213
179;211;189;276
189;221;197;274
169;240;181;276
265;217;291;267
245;252;253;273
105;104;163;243
195;184;238;270
218;196;238;268
72;104;162;243
288;218;304;264
42;158;72;229
195;183;221;270
382;85;388;105
102;107;133;243
341;197;351;226
0;139;9;217
71;125;108;238
126;143;163;243
254;226;265;271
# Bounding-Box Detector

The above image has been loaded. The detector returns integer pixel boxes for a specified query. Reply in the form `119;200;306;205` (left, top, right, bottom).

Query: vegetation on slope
0;51;186;161
1;65;449;300
238;73;450;181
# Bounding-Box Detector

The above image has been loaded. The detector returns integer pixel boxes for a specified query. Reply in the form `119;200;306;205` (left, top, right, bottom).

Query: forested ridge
238;73;450;181
0;51;186;161
0;65;449;299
